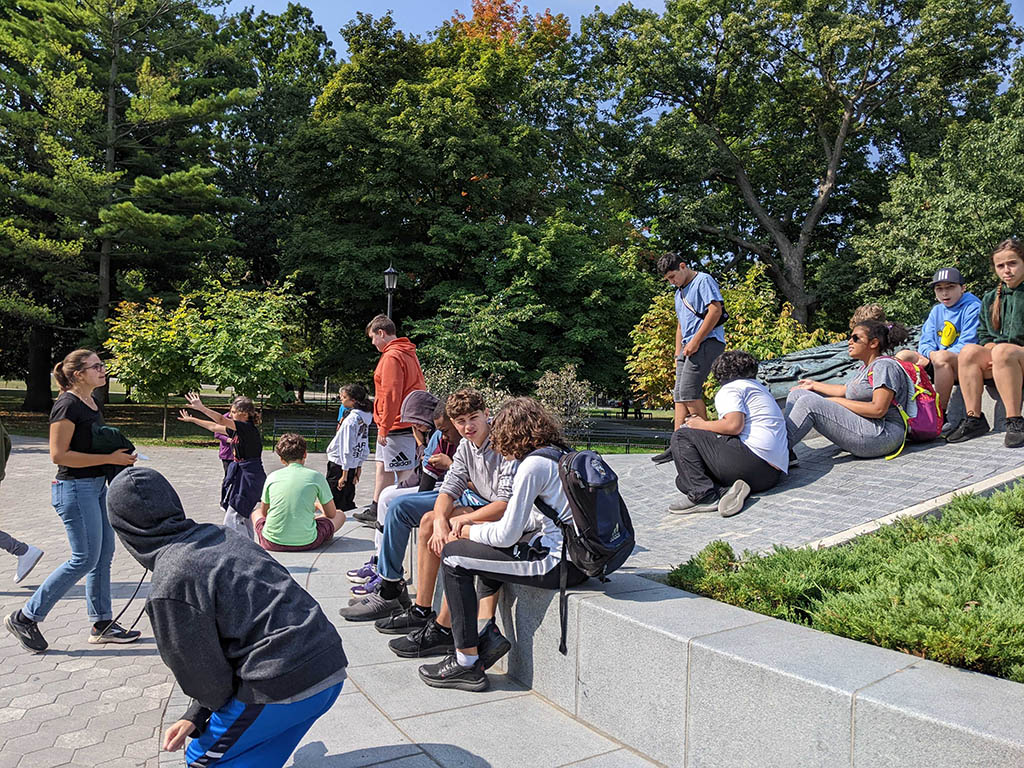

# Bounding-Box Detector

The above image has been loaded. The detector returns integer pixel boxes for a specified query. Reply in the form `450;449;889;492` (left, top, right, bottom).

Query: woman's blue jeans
24;476;115;623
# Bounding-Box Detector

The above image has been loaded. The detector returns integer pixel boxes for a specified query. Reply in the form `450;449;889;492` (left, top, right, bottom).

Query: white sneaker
14;546;43;584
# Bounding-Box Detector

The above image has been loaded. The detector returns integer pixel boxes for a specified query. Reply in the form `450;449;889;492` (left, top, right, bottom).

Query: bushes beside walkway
667;484;1024;683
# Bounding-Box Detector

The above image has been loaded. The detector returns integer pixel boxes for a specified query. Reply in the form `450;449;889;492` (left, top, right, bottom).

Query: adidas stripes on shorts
377;429;416;473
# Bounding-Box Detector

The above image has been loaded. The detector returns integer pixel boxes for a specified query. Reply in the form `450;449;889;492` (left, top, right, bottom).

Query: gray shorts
674;338;725;402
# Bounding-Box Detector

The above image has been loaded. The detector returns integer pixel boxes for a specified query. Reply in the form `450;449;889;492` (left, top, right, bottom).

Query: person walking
5;349;141;653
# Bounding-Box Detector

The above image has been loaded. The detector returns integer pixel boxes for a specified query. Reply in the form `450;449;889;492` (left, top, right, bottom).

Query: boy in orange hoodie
353;314;427;526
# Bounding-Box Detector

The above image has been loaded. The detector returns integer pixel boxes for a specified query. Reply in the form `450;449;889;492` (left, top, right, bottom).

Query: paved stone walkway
0;438;654;768
618;430;1024;572
4;427;1022;766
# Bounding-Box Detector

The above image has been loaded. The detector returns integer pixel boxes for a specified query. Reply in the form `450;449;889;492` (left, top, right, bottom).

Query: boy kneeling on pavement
107;467;347;768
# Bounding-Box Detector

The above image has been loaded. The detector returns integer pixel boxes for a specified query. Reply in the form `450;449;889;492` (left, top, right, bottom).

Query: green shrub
667;484;1024;683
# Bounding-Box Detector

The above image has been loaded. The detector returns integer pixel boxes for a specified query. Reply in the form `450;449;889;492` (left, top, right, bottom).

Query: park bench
270;417;378;453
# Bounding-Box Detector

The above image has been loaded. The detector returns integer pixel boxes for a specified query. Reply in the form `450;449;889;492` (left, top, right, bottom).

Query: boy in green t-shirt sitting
253;434;345;552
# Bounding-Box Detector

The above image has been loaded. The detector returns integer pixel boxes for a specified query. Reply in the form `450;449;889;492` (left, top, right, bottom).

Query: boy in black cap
106;467;346;767
897;266;981;415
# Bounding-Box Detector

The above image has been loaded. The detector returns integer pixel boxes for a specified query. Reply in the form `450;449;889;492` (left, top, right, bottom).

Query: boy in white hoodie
326;383;374;512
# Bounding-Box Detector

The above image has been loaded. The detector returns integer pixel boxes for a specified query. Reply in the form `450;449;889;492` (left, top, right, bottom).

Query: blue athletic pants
378;490;485;581
184;682;342;767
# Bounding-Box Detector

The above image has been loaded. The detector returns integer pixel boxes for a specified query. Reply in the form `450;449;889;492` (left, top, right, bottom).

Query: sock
380;578;403;600
369;500;378;514
16;609;31;624
411;605;431;618
456;650;479;668
435;623;452;636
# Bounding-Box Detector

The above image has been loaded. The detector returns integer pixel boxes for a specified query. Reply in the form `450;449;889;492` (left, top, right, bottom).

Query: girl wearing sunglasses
784;320;912;461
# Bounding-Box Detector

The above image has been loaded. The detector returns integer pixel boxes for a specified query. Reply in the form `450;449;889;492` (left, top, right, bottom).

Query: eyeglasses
848;333;864;343
84;362;107;372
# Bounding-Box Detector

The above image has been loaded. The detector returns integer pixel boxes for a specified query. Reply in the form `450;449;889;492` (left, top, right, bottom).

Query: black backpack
530;447;636;654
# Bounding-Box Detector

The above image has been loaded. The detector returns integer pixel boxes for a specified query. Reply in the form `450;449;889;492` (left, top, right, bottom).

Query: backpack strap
526;446;571;656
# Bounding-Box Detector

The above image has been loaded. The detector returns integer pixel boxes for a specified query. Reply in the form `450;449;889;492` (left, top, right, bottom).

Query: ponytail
53;349;97;392
992;284;1003;332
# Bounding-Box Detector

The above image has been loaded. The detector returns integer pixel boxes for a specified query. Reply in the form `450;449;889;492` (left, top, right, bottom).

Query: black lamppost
384;263;398;319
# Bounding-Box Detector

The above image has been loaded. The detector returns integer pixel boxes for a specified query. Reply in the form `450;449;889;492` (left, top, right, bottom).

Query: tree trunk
22;326;53;413
97;21;120;326
162;393;168;441
297;381;306;404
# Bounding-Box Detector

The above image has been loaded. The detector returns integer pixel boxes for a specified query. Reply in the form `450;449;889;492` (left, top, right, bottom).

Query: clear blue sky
223;1;664;55
223;1;1024;59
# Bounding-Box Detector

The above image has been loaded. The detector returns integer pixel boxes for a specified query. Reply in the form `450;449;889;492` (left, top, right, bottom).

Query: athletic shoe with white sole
5;610;47;653
418;654;488;691
668;489;720;514
89;620;142;644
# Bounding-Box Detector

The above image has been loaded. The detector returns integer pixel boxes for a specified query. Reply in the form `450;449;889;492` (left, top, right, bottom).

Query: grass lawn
3;389;663;454
668;485;1024;683
0;390;338;449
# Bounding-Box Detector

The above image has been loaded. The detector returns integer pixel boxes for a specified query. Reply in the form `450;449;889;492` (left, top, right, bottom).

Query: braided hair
990;238;1024;332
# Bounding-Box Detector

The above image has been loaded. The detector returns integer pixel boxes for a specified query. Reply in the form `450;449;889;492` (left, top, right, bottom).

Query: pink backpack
868;358;943;457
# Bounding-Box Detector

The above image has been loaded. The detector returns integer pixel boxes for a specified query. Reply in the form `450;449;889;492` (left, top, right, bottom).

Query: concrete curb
501;571;1024;768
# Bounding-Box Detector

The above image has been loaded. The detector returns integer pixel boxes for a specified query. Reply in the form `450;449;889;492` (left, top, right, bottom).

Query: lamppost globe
384;264;398;318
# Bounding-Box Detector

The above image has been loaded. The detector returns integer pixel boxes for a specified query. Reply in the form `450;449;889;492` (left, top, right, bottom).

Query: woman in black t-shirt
178;393;265;538
4;349;142;654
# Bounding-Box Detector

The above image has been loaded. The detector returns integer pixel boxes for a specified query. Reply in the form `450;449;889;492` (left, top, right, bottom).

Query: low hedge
667;485;1024;683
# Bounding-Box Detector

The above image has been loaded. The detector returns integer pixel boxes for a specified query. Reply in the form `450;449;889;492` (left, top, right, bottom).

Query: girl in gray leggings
786;321;912;459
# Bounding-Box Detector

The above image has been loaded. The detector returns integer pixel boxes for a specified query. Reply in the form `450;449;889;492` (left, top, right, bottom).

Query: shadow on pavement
290;742;491;767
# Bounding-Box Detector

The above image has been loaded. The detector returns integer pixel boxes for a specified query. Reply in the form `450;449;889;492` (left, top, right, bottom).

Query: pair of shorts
254;515;335;552
378;428;417;472
674;338;726;402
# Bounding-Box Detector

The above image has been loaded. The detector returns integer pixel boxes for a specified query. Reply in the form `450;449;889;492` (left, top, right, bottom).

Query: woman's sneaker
351;573;382;596
389;618;455;658
945;414;990;443
89;620;142;645
4;610;47;653
347;558;377;584
418;654;488;691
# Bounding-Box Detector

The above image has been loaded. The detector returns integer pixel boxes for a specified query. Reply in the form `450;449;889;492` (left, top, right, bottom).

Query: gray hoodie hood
400;390;440;431
107;467;198;570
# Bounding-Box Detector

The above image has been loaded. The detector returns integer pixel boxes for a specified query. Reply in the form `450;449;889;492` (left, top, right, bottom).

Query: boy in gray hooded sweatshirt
107;467;346;767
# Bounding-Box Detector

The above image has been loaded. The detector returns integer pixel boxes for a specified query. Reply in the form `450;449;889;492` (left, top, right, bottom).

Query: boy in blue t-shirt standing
896;267;982;413
653;252;726;463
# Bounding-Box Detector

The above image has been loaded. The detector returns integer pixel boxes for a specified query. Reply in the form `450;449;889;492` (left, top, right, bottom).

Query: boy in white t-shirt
667;350;788;518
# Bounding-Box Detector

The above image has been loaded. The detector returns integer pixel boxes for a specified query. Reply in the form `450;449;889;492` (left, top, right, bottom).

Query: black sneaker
389;618;455;658
788;449;800;469
650;448;673;466
1006;417;1024;448
375;605;433;635
477;619;511;671
5;610;47;653
352;507;377;526
418;654;488;691
89;620;142;645
945;414;990;443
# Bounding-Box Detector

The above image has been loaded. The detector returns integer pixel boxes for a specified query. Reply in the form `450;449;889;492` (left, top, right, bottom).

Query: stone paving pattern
4;426;1023;766
1;438;656;767
618;430;1024;572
